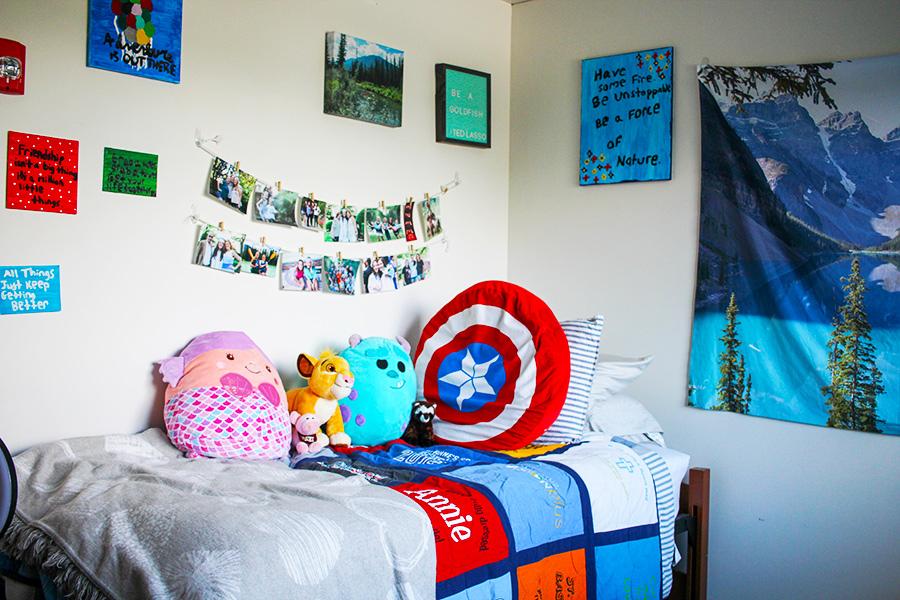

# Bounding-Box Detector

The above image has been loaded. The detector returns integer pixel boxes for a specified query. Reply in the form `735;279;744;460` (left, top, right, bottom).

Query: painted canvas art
87;0;182;84
689;53;900;435
579;47;673;185
324;32;404;127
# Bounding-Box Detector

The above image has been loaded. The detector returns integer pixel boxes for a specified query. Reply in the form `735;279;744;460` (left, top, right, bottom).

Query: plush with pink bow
158;331;291;460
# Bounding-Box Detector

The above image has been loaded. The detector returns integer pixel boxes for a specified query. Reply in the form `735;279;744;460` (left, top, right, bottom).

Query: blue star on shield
436;343;507;412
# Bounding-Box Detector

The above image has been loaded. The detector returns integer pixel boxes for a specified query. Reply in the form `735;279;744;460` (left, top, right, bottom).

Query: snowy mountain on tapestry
689;54;899;435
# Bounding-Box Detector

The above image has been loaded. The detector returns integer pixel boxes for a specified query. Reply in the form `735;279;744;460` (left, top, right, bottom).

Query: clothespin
440;185;448;194
309;192;315;200
260;236;267;246
407;196;413;203
277;181;282;191
218;221;225;231
342;199;348;208
373;250;379;261
408;244;415;253
425;192;430;200
337;251;343;262
235;161;241;171
299;246;305;257
379;200;385;211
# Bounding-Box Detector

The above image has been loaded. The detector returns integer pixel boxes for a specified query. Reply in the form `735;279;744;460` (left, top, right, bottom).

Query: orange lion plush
286;351;354;452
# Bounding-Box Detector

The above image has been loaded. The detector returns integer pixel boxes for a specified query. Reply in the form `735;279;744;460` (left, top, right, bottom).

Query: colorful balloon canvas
86;0;183;84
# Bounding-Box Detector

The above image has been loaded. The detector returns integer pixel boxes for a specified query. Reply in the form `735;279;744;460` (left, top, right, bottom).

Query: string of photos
190;133;459;296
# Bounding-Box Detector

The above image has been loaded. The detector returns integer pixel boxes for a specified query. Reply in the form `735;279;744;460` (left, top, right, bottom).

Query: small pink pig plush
158;331;291;460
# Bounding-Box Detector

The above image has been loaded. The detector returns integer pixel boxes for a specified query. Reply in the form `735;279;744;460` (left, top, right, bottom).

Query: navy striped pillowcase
536;314;605;444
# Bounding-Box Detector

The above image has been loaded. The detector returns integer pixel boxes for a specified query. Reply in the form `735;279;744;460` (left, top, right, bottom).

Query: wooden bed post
671;467;710;600
686;467;710;600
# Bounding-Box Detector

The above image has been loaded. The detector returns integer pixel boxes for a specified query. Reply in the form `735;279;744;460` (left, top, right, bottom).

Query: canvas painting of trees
324;32;404;127
689;54;899;435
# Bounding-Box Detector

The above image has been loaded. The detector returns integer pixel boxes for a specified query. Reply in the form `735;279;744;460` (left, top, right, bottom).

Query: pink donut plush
158;331;291;460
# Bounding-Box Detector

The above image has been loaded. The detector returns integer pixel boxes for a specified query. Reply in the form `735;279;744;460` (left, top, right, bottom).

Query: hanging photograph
193;224;244;274
435;64;491;148
403;200;418;241
241;240;280;278
86;0;183;84
253;183;299;226
298;196;326;231
207;157;255;214
323;256;360;295
689;53;900;435
579;47;673;185
397;247;431;287
360;255;400;294
324;204;365;243
364;205;403;242
324;32;404;127
281;252;323;292
419;196;443;241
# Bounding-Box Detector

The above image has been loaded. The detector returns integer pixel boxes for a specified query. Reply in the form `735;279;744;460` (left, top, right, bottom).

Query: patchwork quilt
293;436;679;600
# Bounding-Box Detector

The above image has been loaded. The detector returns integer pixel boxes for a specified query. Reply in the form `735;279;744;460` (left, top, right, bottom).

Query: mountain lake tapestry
689;54;899;435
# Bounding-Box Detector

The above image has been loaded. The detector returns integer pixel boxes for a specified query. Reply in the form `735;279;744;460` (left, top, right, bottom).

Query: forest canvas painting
324;32;404;127
689;54;899;435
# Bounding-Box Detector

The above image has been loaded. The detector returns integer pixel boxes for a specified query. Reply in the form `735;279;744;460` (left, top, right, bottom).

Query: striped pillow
536;314;604;444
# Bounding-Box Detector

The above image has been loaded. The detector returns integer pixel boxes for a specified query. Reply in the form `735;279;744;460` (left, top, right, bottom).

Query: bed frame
669;467;710;600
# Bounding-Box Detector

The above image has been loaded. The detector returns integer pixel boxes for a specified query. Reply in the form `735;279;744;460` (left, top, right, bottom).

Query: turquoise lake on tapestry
690;54;900;435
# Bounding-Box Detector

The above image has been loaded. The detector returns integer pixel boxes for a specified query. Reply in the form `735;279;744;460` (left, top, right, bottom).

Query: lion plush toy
286;351;354;451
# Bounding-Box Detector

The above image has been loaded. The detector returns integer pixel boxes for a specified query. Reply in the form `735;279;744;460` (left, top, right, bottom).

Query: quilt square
517;549;587;600
439;573;513;600
594;535;660;600
394;477;509;582
453;461;585;551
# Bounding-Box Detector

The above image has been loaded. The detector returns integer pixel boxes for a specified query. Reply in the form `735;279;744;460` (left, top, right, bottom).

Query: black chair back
0;437;15;537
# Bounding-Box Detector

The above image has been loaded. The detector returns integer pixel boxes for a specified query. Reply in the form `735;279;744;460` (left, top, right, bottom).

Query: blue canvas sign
0;266;61;315
86;0;183;84
579;47;673;185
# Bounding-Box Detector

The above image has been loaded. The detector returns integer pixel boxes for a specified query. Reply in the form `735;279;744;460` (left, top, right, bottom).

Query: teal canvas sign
436;64;491;148
0;265;61;315
580;47;673;185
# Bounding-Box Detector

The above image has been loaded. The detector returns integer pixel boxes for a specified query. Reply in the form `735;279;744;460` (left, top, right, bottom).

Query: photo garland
191;141;456;296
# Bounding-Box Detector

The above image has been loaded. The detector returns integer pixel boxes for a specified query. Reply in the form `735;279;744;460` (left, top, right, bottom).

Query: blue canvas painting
690;53;900;435
86;0;183;84
579;47;673;185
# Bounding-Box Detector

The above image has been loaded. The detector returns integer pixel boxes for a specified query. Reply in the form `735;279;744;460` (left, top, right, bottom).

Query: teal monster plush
338;334;416;446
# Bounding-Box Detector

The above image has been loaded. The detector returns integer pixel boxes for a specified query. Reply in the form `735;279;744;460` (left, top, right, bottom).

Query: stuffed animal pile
158;330;432;459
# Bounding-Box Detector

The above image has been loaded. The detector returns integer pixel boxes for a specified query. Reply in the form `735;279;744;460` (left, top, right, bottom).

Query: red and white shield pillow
414;281;571;449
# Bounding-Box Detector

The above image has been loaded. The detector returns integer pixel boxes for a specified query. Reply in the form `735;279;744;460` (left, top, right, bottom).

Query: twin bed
2;282;712;599
0;429;708;600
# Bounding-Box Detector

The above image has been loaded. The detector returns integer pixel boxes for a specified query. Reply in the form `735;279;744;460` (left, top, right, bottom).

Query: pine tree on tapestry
715;293;750;414
822;259;883;433
743;374;753;414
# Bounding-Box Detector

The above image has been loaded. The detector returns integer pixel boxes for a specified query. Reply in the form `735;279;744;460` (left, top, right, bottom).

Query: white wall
509;1;899;598
0;0;510;453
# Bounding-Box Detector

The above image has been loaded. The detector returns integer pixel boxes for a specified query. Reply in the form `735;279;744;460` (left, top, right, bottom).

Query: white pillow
592;354;654;401
586;392;664;442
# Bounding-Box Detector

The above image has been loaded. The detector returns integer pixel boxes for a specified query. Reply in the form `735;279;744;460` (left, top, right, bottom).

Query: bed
0;429;708;600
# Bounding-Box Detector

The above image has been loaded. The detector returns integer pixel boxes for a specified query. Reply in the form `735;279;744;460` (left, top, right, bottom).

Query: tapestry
689;54;899;435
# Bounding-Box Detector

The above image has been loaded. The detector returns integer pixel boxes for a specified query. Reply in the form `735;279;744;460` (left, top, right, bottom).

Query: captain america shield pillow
414;280;571;449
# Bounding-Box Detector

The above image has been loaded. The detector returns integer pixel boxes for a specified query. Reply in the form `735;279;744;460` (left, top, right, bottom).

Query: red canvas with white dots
6;131;79;214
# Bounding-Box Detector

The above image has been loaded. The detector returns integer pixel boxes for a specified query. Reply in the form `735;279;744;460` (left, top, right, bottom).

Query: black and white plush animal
402;399;436;446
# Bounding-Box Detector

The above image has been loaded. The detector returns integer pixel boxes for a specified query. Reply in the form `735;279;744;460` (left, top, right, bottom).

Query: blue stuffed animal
338;335;417;446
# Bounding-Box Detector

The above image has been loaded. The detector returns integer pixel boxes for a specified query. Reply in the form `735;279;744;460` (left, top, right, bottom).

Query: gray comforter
1;429;436;599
